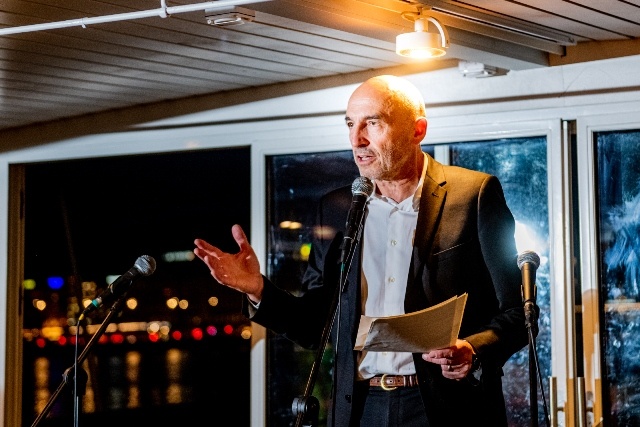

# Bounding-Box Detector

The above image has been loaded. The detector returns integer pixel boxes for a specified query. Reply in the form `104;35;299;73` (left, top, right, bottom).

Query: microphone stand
525;303;550;427
30;292;130;427
292;229;363;427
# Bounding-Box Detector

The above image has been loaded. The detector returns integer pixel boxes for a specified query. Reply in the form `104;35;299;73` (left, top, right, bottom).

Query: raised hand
194;224;264;303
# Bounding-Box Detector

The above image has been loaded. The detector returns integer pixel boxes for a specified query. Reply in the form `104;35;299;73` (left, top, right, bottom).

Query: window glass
22;148;252;426
267;142;549;426
595;129;640;426
449;137;550;426
266;150;358;426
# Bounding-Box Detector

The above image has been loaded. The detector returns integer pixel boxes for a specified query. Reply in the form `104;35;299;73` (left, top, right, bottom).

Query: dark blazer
247;153;529;426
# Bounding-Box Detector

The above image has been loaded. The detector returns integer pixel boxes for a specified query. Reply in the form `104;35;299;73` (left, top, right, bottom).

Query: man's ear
414;117;428;142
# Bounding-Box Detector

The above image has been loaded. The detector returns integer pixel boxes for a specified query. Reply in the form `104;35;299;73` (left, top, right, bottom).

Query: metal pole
0;0;271;36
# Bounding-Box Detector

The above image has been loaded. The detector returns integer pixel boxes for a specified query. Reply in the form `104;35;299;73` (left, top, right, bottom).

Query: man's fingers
194;238;225;258
231;224;249;247
194;238;214;250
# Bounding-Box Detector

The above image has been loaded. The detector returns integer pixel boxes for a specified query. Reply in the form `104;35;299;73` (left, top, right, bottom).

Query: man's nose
350;127;368;147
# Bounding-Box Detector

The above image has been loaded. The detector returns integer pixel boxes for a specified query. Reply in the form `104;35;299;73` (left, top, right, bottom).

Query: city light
191;328;204;340
110;333;125;344
126;298;138;310
162;250;196;262
299;243;311;261
41;325;63;340
279;220;302;229
47;276;64;290
240;326;252;340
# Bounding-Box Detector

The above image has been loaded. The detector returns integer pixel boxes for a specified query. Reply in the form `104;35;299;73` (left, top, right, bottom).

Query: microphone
340;176;374;265
79;255;156;319
517;250;540;326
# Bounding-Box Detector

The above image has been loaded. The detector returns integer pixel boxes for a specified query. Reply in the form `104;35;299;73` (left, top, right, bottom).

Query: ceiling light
396;7;449;59
204;6;255;27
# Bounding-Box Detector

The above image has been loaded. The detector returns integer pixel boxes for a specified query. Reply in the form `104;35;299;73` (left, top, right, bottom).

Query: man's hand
422;339;476;380
194;224;264;303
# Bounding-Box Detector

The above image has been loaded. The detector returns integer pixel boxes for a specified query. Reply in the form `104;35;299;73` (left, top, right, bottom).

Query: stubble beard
354;143;403;181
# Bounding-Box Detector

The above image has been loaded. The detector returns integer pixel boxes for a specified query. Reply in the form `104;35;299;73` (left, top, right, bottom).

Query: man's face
345;84;415;181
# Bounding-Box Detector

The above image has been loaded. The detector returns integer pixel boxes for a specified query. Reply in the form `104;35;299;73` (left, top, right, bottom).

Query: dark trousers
354;384;429;427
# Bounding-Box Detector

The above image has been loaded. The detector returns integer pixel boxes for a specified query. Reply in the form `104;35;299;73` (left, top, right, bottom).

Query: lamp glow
396;12;449;59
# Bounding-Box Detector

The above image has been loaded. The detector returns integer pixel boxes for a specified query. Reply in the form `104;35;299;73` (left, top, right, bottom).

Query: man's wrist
462;339;481;372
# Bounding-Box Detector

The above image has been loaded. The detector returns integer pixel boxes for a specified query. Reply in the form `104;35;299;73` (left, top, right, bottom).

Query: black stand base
292;395;319;427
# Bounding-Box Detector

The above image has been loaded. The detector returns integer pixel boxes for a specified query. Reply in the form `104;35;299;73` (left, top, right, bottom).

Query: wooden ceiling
0;0;639;140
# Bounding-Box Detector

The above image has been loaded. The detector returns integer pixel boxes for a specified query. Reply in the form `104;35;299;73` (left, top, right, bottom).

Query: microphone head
517;250;540;270
351;176;374;197
135;255;157;276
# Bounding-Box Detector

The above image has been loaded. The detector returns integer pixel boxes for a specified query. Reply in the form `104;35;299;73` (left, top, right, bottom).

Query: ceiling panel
0;0;639;144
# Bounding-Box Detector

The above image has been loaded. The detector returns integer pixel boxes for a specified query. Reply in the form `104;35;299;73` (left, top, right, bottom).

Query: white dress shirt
357;153;428;380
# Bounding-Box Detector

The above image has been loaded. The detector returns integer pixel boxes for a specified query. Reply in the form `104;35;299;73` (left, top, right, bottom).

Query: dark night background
22;146;252;426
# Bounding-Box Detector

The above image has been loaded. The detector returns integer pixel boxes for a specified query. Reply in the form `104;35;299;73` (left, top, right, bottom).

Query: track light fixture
205;6;255;26
396;7;449;59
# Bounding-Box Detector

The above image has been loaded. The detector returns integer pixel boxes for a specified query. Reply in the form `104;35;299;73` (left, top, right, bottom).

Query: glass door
444;136;550;426
577;113;640;427
262;118;563;426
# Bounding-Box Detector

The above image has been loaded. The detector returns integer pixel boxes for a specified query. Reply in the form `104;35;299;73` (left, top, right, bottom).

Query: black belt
369;374;419;391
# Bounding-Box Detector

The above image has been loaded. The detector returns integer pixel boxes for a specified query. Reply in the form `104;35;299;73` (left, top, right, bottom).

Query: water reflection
24;338;251;427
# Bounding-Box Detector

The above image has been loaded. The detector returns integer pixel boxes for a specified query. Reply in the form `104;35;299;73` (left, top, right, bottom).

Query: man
194;75;530;426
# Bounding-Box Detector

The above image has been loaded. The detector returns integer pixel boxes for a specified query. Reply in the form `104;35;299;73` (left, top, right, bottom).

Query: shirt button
388;277;395;283
391;239;397;246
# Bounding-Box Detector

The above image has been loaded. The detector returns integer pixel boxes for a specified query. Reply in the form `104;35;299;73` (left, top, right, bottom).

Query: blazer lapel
406;155;447;312
414;155;447;265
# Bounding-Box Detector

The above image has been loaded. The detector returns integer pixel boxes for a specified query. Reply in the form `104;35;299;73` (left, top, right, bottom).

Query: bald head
350;75;426;121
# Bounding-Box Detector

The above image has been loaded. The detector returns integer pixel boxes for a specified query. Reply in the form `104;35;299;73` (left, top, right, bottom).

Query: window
21;148;252;426
265;140;551;426
595;129;640;426
448;137;550;425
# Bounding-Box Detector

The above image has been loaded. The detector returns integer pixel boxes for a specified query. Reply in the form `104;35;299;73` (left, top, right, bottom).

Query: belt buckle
380;374;397;391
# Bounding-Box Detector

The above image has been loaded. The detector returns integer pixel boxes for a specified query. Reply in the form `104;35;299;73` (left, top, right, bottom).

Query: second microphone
79;255;157;319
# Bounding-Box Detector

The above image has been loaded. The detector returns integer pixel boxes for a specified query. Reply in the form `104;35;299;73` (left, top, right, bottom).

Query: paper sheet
354;293;468;353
